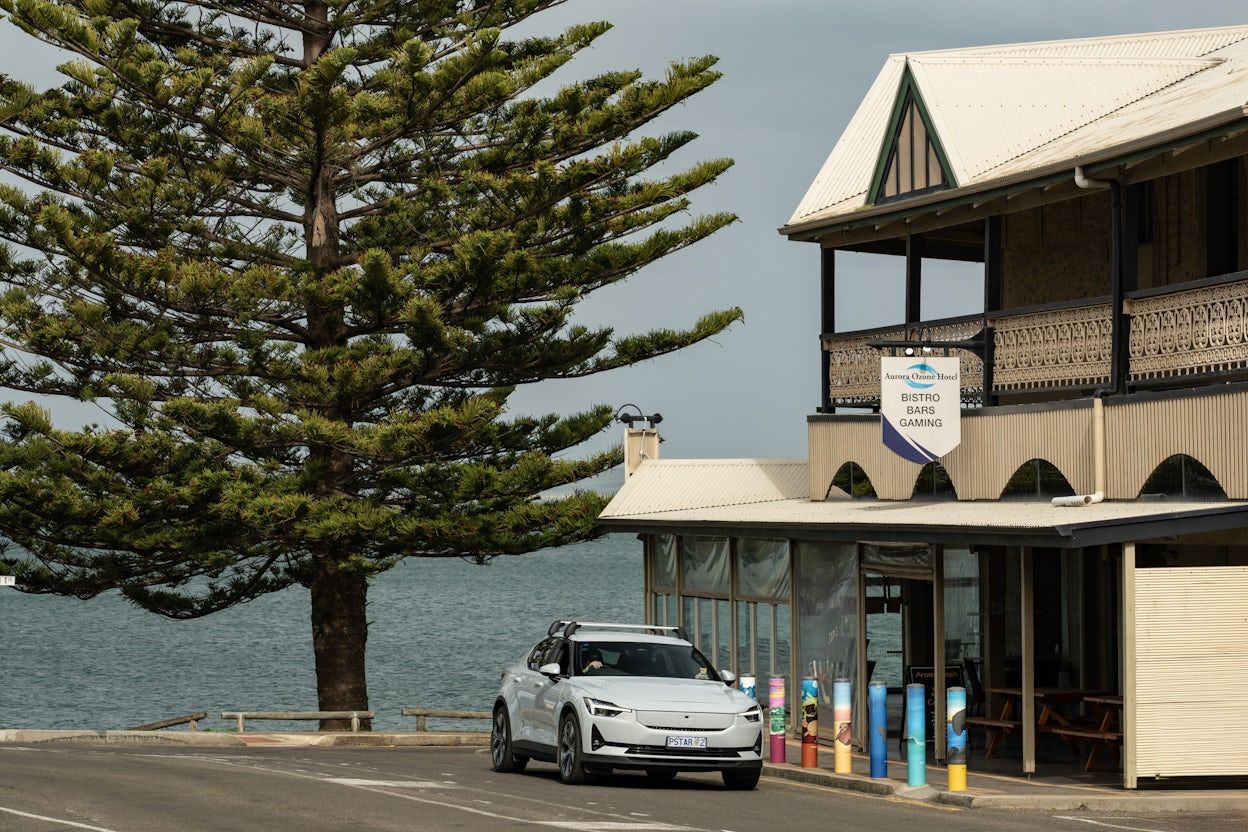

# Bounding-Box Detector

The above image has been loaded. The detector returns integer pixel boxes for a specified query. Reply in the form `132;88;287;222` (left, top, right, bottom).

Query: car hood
570;677;757;714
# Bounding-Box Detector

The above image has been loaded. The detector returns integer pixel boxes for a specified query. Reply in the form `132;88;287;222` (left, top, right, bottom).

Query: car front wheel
490;706;528;773
557;712;589;785
722;767;761;790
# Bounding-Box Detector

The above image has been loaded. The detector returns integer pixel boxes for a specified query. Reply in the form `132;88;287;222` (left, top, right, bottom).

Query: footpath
763;739;1248;812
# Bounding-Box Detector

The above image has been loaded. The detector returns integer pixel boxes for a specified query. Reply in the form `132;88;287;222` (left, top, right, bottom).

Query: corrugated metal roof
786;25;1248;231
598;459;1248;540
598;459;808;518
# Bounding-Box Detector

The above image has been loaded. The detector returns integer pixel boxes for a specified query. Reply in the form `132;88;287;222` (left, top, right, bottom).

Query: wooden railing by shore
220;710;374;733
126;711;208;731
401;708;491;732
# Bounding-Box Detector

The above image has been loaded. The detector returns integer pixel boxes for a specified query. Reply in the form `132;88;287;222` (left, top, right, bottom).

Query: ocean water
0;535;641;732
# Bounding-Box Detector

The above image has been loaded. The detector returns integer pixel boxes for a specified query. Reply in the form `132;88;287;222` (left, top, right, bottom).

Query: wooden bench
965;716;1022;757
1052;694;1123;772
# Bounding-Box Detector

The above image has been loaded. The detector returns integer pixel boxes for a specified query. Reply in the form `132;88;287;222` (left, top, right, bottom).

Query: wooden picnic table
1051;694;1123;772
968;687;1102;758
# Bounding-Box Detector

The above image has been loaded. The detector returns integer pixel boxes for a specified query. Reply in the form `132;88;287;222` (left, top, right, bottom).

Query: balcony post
905;234;922;323
1110;181;1128;394
821;247;835;413
983;216;1003;405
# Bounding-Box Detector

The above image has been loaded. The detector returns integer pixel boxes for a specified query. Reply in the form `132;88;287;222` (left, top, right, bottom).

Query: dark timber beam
820;247;835;413
983;215;1003;405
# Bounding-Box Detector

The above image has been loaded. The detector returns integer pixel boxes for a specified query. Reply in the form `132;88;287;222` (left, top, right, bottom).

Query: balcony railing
822;271;1248;407
1127;270;1248;383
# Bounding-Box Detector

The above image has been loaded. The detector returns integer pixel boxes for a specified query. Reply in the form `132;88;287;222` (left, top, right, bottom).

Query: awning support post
1021;546;1036;776
934;546;947;763
857;565;869;751
1122;542;1138;790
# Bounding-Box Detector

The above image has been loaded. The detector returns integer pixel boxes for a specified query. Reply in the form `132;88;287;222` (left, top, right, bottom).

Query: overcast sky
2;1;1244;475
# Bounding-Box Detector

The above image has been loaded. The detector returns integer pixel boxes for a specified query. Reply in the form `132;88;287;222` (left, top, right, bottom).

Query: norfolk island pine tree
0;1;740;729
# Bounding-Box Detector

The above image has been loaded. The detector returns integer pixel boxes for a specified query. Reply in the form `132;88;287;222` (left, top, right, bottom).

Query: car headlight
740;705;762;723
584;698;631;718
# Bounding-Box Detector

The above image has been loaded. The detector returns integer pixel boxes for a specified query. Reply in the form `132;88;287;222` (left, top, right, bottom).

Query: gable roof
785;25;1248;234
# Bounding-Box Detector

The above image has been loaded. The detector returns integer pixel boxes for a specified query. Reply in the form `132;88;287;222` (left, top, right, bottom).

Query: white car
490;621;763;789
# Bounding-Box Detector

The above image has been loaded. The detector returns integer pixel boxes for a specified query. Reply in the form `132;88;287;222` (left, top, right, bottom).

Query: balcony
821;270;1248;408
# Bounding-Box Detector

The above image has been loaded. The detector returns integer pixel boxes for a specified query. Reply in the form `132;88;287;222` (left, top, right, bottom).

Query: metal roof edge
597;502;1248;549
778;108;1248;241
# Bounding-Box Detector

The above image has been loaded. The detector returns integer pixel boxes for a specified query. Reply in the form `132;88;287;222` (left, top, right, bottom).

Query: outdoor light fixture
615;404;663;429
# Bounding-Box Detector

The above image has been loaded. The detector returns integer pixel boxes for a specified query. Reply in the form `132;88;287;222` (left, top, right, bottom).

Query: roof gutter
780;107;1248;241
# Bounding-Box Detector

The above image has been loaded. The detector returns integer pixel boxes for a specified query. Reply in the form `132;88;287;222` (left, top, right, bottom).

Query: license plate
666;735;707;749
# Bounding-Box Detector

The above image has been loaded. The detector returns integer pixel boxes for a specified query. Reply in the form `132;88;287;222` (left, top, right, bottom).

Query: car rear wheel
645;769;678;782
490;707;528;773
722;768;761;790
557;712;588;785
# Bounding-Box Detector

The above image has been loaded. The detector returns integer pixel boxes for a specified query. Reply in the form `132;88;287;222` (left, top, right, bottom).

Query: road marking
168;755;707;831
1054;817;1170;832
539;824;689;831
0;806;121;832
324;778;457;789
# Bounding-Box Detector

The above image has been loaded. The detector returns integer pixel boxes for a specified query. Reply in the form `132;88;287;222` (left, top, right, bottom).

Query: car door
532;638;570;748
514;637;553;743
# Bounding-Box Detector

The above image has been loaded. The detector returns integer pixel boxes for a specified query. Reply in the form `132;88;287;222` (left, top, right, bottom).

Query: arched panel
831;461;878;499
999;459;1077;500
1140;454;1227;500
911;462;957;500
1107;391;1248;500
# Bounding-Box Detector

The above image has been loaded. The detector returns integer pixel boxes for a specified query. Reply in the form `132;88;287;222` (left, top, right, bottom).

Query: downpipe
1052;390;1108;507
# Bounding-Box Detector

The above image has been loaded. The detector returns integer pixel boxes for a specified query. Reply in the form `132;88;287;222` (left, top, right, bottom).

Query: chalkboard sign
904;665;966;744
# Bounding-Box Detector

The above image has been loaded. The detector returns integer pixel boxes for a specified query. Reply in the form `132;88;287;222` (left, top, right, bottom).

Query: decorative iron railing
1127;271;1248;383
990;300;1112;392
821;315;983;407
822;273;1248;408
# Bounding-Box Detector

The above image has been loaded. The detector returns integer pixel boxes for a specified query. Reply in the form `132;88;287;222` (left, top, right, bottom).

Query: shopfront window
796;541;858;727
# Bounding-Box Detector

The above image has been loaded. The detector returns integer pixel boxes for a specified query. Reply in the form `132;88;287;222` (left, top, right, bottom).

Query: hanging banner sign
880;356;961;463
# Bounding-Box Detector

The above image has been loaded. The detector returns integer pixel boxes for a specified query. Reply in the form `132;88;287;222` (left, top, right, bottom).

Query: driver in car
582;648;605;674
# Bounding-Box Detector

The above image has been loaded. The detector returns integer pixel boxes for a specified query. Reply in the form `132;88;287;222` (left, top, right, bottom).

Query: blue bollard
905;683;926;787
868;680;888;778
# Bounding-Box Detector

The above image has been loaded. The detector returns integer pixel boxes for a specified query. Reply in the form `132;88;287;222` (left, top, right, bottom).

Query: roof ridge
910;55;1224;65
885;24;1248;60
967;57;1225;182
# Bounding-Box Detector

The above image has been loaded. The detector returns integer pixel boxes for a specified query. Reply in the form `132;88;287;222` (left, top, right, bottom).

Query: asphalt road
0;743;1244;832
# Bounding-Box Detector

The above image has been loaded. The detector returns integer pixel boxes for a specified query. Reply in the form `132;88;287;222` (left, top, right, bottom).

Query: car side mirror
720;670;737;685
538;662;562;678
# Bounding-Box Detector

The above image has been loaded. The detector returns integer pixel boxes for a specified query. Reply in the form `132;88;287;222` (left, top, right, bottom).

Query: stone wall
1002;191;1112;308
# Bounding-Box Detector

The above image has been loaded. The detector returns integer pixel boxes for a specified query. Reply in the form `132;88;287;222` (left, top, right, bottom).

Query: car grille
636;711;733;731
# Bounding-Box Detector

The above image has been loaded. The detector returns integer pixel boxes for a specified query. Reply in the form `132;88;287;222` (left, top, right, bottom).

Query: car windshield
574;640;720;681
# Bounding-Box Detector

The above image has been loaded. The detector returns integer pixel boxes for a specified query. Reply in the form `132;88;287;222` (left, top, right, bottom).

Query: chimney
624;425;660;478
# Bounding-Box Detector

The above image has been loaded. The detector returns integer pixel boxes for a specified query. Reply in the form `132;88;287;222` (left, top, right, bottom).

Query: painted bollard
768;676;786;764
946;686;968;792
868;680;888;778
739;674;756;702
801;676;819;768
905;683;926;787
833;677;852;774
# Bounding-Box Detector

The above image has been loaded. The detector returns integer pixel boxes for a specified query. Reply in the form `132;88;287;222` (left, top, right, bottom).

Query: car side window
545;639;569;674
527;637;554;670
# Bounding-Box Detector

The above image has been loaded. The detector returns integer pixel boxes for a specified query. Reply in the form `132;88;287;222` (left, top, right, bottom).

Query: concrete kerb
0;729;489;748
762;763;898;796
763;763;1248;812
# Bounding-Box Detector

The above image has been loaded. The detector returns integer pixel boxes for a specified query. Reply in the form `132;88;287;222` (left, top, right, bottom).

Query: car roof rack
559;621;690;642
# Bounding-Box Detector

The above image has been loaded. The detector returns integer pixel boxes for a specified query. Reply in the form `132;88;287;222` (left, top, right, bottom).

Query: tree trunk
310;566;371;731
